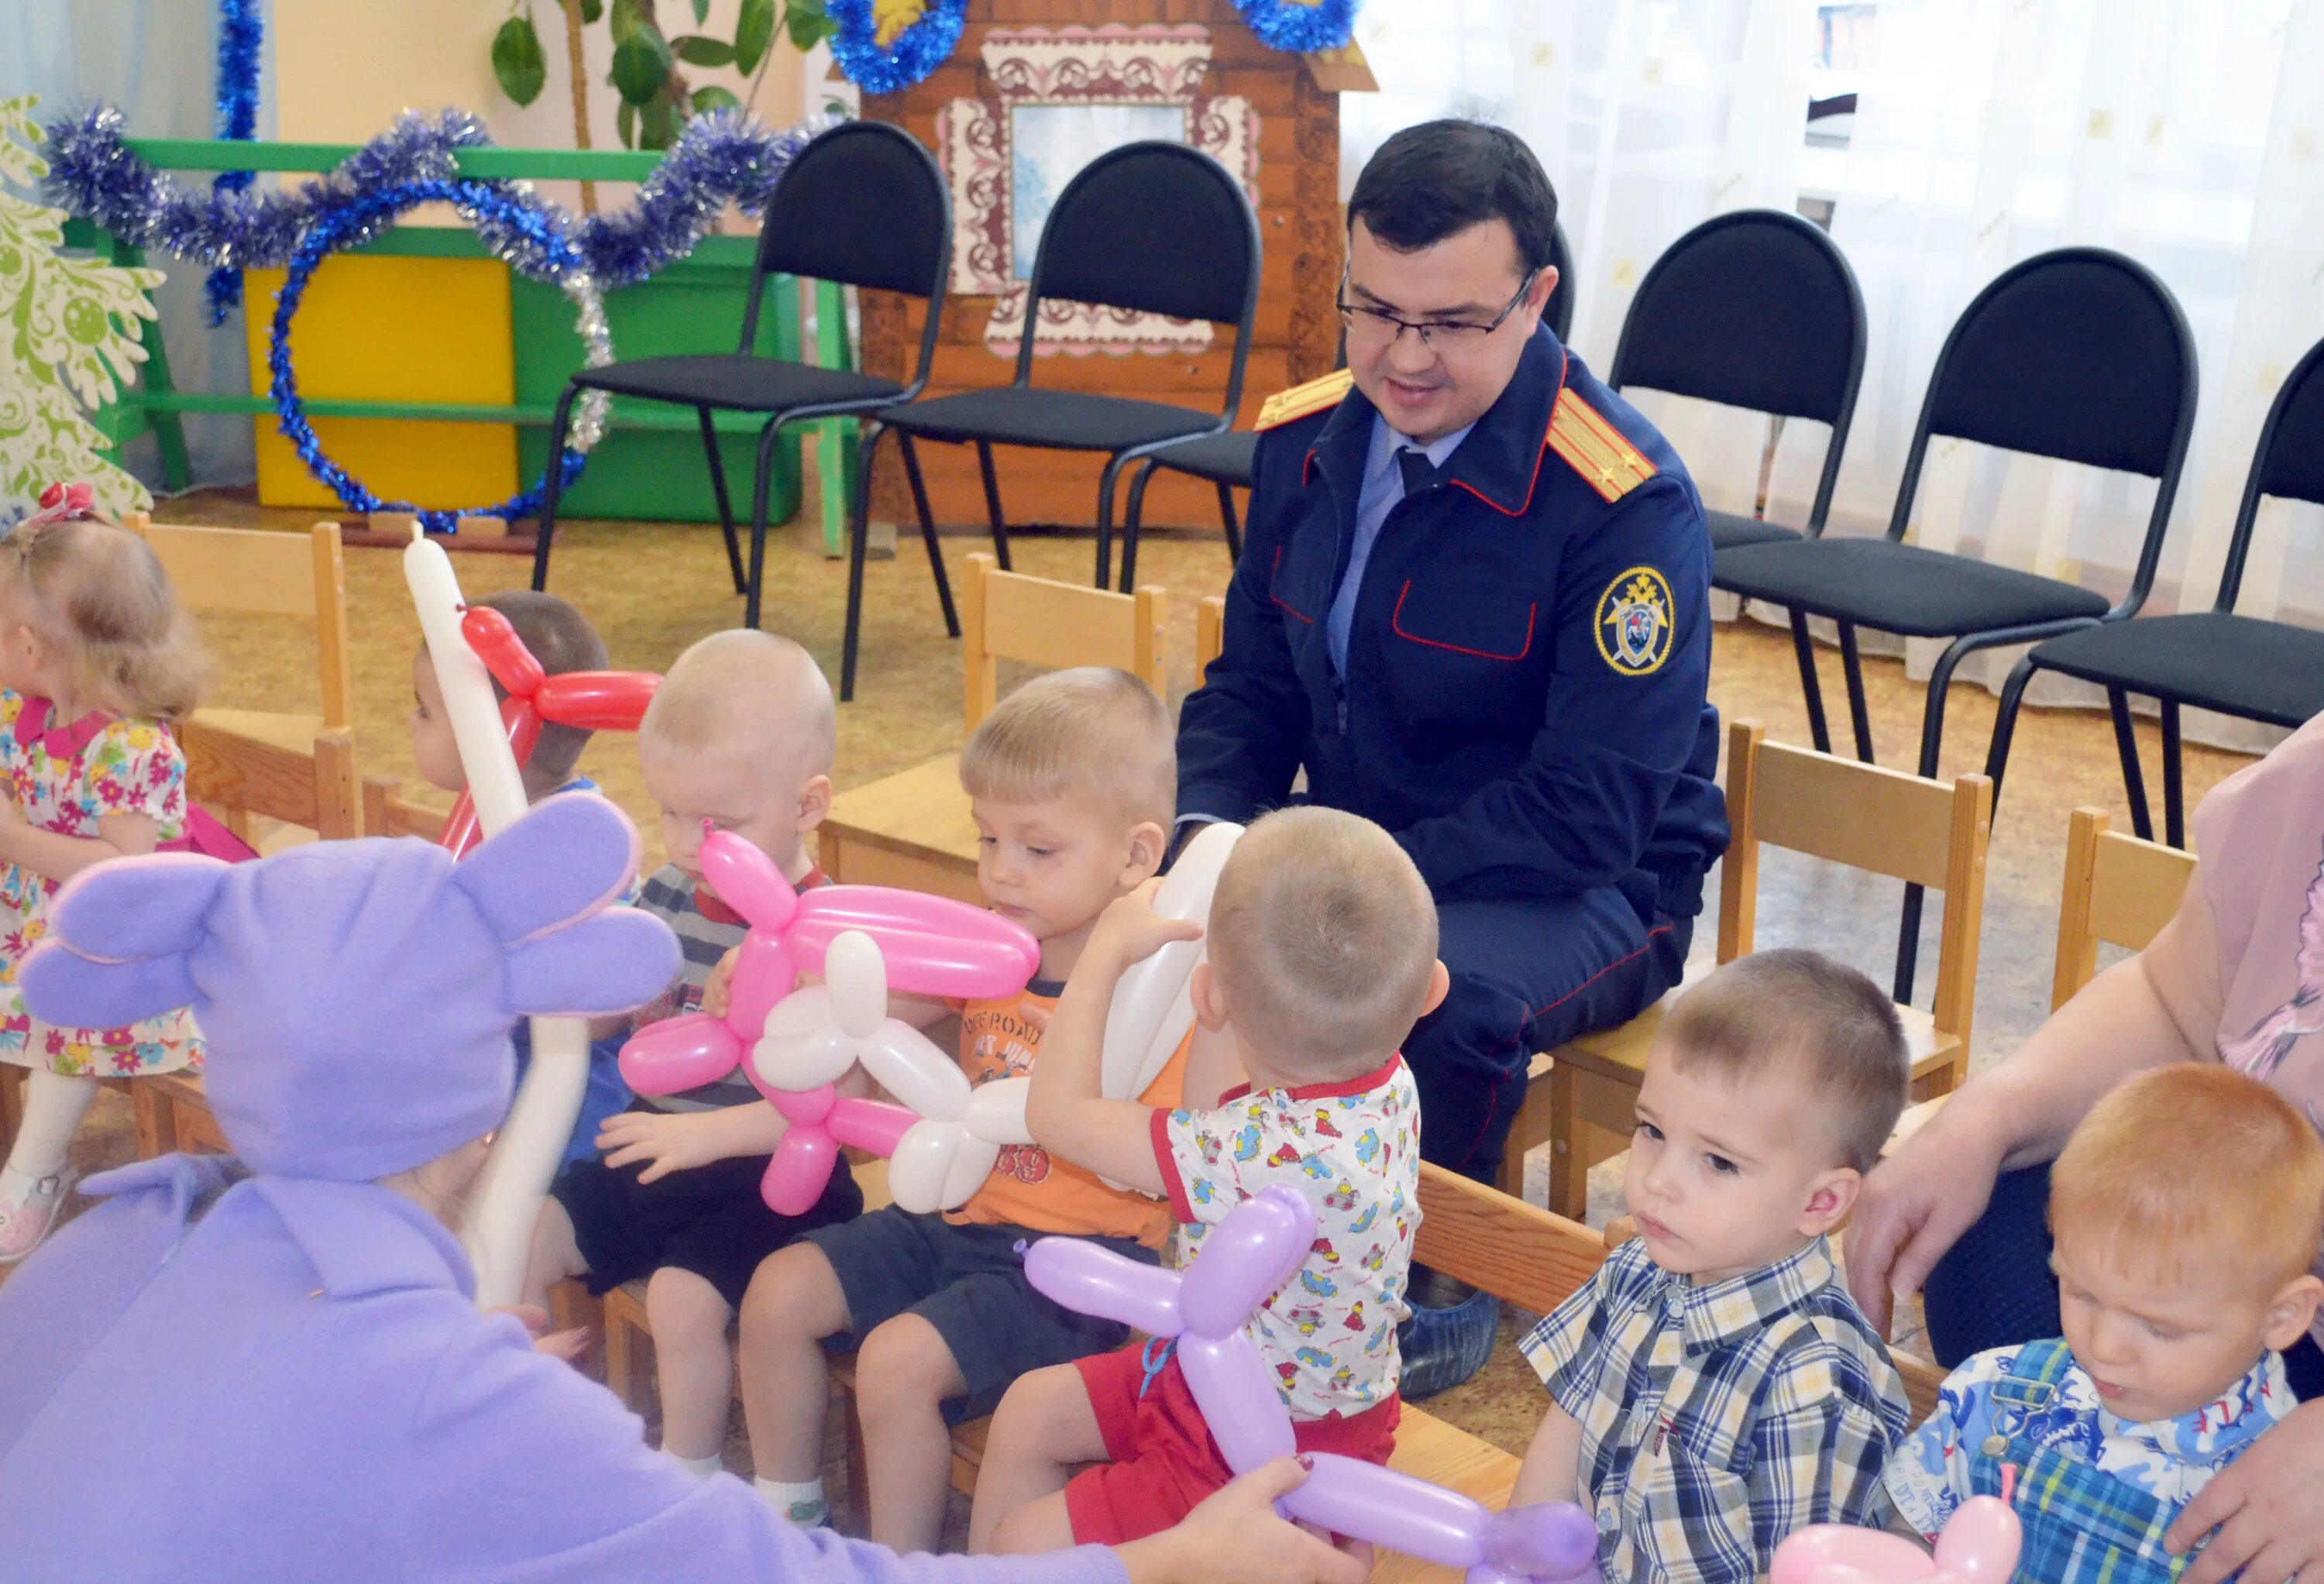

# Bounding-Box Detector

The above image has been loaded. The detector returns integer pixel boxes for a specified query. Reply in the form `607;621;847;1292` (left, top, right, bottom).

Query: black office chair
531;120;950;630
841;141;1261;699
1111;222;1574;590
1716;246;2198;999
1611;209;1865;546
1985;334;2324;848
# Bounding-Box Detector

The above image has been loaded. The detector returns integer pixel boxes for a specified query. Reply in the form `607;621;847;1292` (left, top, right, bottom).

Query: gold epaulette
1547;388;1658;503
1254;368;1356;431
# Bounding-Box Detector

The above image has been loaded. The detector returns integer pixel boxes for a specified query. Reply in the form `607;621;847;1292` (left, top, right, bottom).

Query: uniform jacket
1177;327;1728;914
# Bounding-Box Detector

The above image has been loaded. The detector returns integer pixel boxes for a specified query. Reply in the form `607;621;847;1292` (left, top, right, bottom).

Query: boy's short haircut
2051;1063;2324;1292
1205;807;1438;1078
958;668;1174;832
639;629;837;778
1660;949;1908;1173
471;591;608;790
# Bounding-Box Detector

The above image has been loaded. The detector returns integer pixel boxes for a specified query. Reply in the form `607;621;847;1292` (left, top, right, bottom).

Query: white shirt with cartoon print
1150;1054;1422;1420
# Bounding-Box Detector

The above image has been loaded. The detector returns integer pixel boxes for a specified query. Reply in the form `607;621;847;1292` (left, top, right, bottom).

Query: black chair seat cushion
2028;612;2324;729
1714;537;2111;637
573;354;905;413
1149;431;1257;487
883;387;1219;452
1707;509;1801;551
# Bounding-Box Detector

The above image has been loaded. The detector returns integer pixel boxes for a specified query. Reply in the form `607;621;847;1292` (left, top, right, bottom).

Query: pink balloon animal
618;830;1040;1215
1772;1487;2022;1584
1026;1187;1600;1584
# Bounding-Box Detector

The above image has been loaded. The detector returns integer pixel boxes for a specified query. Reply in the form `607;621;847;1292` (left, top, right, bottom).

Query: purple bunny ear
452;793;641;945
20;940;204;1030
504;909;679;1016
19;854;231;1028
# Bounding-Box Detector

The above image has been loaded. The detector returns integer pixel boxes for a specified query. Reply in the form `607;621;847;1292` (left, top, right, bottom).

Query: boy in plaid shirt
1882;1065;2323;1580
1512;950;1912;1582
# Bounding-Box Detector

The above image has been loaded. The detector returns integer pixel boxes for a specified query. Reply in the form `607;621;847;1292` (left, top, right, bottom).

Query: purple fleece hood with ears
16;793;679;1182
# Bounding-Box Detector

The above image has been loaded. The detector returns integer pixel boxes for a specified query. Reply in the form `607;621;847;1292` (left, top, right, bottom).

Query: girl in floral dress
0;488;207;1261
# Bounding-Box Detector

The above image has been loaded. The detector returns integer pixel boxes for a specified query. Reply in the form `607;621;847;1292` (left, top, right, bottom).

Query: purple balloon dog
1025;1186;1599;1583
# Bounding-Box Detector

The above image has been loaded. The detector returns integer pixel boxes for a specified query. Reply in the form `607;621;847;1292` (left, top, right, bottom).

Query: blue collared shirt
1325;415;1476;675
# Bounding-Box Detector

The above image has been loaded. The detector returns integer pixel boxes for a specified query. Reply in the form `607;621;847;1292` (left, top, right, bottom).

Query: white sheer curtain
1807;0;2324;749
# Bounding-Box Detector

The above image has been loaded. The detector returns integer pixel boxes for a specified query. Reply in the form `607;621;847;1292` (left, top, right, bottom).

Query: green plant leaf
579;0;603;21
691;84;744;115
738;0;780;74
617;99;638;146
689;0;711;21
672;34;735;66
608;0;640;43
491;15;548;106
639;95;679;149
610;25;672;104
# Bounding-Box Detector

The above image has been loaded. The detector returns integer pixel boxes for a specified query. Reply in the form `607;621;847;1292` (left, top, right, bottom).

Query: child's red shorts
1063;1338;1401;1545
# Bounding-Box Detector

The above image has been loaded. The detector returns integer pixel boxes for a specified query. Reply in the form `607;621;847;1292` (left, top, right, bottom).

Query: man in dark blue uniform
1174;122;1728;1390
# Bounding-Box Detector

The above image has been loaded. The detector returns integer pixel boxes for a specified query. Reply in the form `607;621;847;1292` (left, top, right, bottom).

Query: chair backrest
180;718;360;844
1607;209;1865;534
2051;805;2195;1009
1413;1160;1609;1318
363;774;451;843
127;514;352;733
1719;718;1991;1044
961;552;1168;731
1896;247;2197;611
1195;594;1225;682
1543;218;1576;344
2216;334;2324;613
1019;141;1262;417
747;119;951;387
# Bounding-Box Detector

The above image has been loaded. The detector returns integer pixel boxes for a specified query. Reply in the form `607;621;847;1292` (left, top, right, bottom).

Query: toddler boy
1882;1063;2324;1579
1513;948;1913;1581
970;805;1444;1553
411;589;628;1163
736;667;1184;1551
521;629;862;1477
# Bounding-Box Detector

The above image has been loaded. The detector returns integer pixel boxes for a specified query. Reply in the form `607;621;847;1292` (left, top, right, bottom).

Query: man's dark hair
1347;120;1559;276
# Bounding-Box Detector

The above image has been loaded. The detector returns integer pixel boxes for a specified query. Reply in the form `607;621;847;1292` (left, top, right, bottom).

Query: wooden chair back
961;552;1167;730
1413;1160;1609;1317
363;775;451;842
180;718;360;843
2051;806;2196;1008
1719;719;1991;1046
1195;594;1225;680
125;514;352;731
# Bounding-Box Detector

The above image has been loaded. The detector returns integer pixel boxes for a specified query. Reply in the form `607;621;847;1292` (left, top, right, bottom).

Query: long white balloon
404;534;591;1310
1100;820;1243;1100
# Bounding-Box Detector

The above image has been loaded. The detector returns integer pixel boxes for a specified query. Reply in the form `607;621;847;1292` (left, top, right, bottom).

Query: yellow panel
243;254;518;510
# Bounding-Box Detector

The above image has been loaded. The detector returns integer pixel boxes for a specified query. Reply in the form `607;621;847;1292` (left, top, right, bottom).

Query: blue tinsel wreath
826;0;968;96
204;0;263;325
1233;0;1359;53
269;180;588;533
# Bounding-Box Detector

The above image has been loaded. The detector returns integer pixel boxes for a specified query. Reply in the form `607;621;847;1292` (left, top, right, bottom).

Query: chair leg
1787;610;1832;754
975;440;1011;572
699;406;748;596
841;424;887;704
1216;478;1243;565
1837;621;1875;764
2109;686;2154;841
1120;459;1160;593
899;433;958;640
1895;636;1968;1008
744;419;784;631
1982;652;2040;809
530;383;582;593
2161;697;2185;850
1095;452;1129;593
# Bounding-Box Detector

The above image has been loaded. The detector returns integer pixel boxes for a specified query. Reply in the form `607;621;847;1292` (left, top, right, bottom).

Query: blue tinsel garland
826;0;968;96
203;0;264;325
1233;0;1359;53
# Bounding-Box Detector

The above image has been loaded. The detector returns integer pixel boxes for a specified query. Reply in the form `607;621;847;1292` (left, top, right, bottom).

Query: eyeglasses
1336;269;1539;351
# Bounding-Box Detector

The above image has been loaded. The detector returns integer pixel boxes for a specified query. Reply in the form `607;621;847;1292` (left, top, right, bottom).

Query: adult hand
1116;1457;1368;1584
2166;1395;2324;1583
1844;1098;2011;1337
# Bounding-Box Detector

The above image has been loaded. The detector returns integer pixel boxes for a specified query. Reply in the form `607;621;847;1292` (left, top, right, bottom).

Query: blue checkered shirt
1521;1235;1910;1582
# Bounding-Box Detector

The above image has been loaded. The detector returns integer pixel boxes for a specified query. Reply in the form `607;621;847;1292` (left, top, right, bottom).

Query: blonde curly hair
2;516;207;723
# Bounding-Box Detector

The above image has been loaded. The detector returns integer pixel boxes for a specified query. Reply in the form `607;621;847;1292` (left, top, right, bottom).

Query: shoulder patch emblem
1595;566;1675;676
1255;368;1356;431
1548;388;1658;503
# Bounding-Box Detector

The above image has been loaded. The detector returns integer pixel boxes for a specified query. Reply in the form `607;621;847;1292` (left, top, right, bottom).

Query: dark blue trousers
1925;1163;2324;1397
1406;882;1692;1184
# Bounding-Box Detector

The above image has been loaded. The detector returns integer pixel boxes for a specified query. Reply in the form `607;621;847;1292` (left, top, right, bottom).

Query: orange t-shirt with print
944;980;1188;1250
